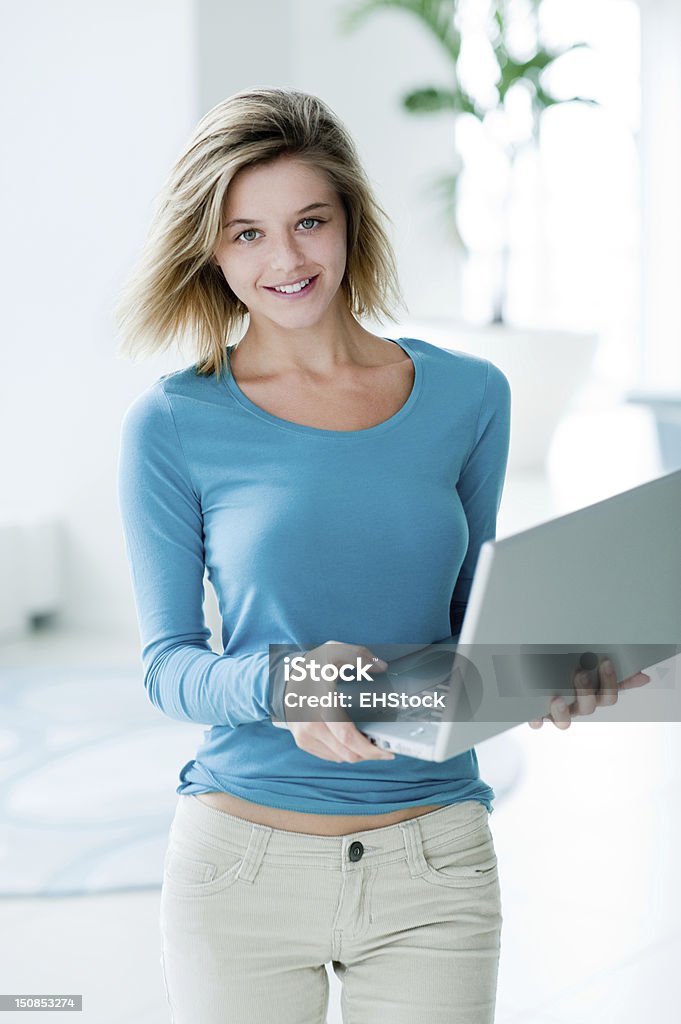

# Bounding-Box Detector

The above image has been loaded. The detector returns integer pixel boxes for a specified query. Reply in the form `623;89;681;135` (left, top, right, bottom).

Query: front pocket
419;823;499;889
162;846;245;898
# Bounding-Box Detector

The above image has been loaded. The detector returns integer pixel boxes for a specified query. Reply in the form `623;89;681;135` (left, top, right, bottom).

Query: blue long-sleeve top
117;336;511;814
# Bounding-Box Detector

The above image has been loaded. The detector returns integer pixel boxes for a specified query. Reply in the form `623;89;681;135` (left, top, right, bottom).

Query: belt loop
236;824;272;884
399;817;429;878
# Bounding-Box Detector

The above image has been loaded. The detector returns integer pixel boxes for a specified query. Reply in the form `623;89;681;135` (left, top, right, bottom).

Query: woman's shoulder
401;335;509;389
402;334;486;363
156;363;221;396
120;364;216;437
125;363;219;411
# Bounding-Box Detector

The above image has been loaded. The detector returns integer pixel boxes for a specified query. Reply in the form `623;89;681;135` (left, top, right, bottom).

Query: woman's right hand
285;641;396;763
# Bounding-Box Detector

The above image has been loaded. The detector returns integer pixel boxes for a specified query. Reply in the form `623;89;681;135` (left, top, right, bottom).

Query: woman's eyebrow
223;202;333;230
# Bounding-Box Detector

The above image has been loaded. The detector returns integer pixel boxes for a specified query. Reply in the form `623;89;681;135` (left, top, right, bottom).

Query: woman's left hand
528;657;652;729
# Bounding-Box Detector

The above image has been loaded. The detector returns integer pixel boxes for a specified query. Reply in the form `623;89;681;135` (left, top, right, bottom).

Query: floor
2;410;678;1022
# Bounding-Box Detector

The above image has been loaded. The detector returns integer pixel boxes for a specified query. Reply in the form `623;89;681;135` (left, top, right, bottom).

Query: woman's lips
264;274;319;299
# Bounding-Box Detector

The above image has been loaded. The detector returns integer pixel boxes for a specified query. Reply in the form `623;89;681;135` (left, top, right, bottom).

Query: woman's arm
117;383;276;727
449;361;512;634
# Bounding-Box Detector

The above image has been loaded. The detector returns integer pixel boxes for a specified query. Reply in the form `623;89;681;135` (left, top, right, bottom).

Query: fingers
547;656;617;726
293;719;394;763
530;659;653;732
573;666;599;716
595;658;618;707
548;696;571;728
567;656;618;718
325;641;388;676
529;696;571;729
285;641;392;762
619;671;652;690
325;718;394;762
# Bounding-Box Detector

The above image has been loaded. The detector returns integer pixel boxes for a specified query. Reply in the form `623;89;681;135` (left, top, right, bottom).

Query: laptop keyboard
394;682;450;721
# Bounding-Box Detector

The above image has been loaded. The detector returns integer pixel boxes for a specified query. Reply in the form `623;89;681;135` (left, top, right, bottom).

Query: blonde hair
112;87;408;381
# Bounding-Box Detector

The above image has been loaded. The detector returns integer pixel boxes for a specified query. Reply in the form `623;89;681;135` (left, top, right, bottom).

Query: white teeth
273;277;311;293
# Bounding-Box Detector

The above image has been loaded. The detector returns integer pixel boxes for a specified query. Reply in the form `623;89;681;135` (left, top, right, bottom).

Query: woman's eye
235;219;323;244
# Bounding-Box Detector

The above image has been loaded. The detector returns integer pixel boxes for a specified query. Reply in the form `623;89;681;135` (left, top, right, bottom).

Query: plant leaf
426;168;467;250
338;0;460;62
402;85;478;117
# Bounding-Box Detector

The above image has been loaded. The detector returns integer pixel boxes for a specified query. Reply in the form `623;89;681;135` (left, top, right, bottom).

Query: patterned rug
0;666;523;896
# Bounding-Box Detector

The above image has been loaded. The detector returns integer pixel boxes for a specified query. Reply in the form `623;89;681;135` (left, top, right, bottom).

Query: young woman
115;87;646;1024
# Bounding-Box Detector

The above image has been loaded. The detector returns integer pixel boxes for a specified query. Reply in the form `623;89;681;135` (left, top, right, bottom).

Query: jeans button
348;841;364;862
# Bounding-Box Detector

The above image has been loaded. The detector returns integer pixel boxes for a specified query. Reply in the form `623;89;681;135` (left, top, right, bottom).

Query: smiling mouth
265;274;319;294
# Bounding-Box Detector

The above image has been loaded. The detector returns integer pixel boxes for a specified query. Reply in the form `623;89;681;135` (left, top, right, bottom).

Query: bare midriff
195;791;445;835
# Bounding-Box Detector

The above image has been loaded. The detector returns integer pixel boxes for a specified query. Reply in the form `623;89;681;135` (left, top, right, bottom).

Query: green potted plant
339;0;600;324
339;0;604;471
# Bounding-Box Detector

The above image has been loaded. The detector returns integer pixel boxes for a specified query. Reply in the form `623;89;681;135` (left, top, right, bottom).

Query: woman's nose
269;234;306;271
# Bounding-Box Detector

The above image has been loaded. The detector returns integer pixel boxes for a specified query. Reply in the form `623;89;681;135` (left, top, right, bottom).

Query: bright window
457;0;641;393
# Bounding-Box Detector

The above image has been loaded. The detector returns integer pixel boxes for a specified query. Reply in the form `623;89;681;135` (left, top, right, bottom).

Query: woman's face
213;156;349;330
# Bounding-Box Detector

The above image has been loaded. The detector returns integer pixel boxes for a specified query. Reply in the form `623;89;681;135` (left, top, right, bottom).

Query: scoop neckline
224;336;422;439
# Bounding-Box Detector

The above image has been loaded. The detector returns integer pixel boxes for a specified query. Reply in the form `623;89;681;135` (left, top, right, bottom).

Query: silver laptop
351;469;681;759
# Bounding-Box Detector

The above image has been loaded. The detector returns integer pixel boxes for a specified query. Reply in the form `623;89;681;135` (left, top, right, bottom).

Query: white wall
639;0;681;389
1;0;467;639
1;0;199;638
